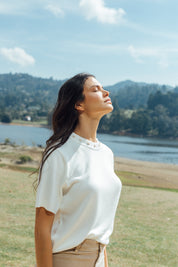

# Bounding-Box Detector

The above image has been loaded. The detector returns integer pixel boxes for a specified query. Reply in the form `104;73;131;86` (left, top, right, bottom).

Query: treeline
0;73;174;122
98;91;178;138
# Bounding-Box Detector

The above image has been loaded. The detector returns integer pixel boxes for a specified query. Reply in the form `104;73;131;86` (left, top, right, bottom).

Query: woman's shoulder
47;135;79;162
44;146;66;167
99;141;113;155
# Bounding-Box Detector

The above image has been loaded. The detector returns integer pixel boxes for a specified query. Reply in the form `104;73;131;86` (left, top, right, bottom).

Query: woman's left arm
104;247;108;267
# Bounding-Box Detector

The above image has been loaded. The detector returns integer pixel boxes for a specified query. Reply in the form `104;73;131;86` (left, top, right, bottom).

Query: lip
104;98;112;103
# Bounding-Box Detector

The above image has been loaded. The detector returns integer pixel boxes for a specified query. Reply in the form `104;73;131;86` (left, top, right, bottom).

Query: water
99;134;178;165
0;124;178;165
0;124;52;147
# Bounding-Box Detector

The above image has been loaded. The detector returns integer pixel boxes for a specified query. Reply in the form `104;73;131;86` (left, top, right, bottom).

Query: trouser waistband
73;239;105;252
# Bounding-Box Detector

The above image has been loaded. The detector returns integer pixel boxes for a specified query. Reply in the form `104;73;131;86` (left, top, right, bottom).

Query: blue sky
0;0;178;86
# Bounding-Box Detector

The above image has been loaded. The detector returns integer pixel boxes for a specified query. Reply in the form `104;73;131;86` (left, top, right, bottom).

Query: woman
35;73;122;267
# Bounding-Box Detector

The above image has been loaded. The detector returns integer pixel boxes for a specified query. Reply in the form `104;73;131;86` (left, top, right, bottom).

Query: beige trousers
53;239;105;267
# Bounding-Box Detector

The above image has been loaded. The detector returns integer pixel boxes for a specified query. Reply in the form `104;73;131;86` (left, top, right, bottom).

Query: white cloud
128;45;158;63
0;0;43;15
0;2;24;15
45;4;64;17
79;0;126;24
128;45;178;68
0;47;35;66
0;1;65;16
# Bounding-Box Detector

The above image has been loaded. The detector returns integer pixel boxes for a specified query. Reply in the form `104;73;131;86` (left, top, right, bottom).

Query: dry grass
108;186;178;267
0;168;36;267
115;157;178;190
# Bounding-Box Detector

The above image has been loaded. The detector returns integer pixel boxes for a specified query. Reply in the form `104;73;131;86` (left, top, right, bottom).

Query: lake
0;124;178;165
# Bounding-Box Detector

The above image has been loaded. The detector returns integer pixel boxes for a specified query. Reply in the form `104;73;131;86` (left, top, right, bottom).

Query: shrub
1;113;12;123
4;138;11;145
19;155;32;164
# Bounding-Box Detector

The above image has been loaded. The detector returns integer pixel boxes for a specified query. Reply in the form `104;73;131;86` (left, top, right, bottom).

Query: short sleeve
35;149;66;214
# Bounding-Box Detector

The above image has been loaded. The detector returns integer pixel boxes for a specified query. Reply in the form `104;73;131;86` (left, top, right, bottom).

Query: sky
0;0;178;86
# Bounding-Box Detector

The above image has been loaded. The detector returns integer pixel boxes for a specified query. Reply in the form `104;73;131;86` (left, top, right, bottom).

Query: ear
75;102;84;112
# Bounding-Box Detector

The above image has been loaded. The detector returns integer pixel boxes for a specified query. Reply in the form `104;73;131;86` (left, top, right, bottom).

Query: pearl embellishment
71;133;100;149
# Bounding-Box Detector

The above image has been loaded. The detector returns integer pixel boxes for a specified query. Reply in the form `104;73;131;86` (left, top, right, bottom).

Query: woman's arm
35;207;55;267
104;246;108;267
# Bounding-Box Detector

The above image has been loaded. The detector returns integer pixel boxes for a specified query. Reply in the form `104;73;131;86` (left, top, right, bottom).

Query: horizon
0;0;178;86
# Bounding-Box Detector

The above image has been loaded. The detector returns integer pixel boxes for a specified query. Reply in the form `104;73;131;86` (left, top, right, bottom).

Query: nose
103;89;109;97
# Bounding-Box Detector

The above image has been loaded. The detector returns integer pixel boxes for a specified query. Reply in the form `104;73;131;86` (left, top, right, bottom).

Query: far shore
0;121;49;128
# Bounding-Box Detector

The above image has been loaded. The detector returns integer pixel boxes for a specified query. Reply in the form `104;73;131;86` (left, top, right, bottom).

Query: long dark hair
37;73;95;185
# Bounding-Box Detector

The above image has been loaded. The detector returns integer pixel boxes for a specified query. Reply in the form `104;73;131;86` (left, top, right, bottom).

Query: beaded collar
71;132;101;149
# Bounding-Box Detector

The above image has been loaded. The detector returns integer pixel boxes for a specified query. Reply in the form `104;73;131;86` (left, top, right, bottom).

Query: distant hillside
174;86;178;93
105;80;173;108
0;73;65;106
0;73;68;121
0;73;175;117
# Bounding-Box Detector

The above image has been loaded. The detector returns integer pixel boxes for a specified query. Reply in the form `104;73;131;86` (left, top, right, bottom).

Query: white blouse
36;132;122;253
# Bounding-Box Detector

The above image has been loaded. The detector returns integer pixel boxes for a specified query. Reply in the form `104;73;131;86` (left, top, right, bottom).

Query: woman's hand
35;207;55;267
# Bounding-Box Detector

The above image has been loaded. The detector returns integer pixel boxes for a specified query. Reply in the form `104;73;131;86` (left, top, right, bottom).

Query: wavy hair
37;73;95;186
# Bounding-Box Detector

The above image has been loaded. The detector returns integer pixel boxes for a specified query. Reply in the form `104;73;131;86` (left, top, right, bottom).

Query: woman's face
78;76;113;118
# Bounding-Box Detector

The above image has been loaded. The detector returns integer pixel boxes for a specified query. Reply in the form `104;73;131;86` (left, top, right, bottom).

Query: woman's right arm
35;207;55;267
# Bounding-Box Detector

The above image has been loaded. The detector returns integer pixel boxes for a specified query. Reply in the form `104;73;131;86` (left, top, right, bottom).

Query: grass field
0;145;178;266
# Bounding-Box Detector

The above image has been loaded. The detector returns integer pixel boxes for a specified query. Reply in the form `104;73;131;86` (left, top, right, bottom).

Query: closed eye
93;87;99;92
91;85;103;92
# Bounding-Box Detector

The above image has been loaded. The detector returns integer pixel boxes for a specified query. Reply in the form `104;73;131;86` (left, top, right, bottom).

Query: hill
0;73;174;114
105;80;173;108
0;72;65;105
0;73;65;120
106;79;173;93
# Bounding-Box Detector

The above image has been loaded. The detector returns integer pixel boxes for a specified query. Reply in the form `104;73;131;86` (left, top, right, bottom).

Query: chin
108;104;114;111
104;105;113;114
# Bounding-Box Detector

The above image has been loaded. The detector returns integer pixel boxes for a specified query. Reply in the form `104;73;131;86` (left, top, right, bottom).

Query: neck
74;115;100;142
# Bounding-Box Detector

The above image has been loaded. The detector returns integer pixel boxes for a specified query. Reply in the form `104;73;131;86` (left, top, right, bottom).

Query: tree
108;109;121;132
152;105;178;137
1;113;12;123
130;110;152;135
